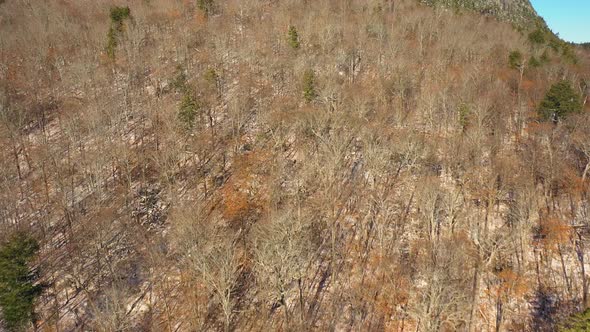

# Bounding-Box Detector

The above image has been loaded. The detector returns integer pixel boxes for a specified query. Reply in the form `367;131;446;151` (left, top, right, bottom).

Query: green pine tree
105;6;131;59
288;26;301;49
559;308;590;331
0;232;43;332
302;70;316;102
178;92;200;130
538;80;583;121
508;50;523;69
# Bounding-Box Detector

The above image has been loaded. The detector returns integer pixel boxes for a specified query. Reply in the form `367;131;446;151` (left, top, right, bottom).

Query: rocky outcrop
421;0;543;27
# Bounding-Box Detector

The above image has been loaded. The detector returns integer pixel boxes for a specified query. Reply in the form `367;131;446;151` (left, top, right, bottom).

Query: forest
0;0;590;331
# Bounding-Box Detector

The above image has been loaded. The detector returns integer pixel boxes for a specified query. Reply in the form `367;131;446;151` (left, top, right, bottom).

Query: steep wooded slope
0;0;589;331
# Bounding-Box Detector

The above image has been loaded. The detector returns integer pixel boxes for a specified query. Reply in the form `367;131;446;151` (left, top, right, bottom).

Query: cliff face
422;0;542;27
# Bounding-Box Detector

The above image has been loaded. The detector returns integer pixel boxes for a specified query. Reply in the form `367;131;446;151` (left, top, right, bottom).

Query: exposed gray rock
421;0;543;28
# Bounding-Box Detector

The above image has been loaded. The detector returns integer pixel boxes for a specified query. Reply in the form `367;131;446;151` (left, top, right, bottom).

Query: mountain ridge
421;0;543;28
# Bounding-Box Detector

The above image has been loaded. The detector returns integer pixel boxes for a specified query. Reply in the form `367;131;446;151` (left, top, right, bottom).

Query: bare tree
250;210;313;328
171;203;243;332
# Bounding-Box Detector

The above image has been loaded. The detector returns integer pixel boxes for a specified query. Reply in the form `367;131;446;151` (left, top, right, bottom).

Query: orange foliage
525;121;553;135
449;65;465;81
560;165;587;197
166;9;182;20
221;151;271;223
496;269;529;298
485;268;530;305
220;183;250;222
521;79;535;92
194;12;208;26
536;214;572;252
497;67;513;82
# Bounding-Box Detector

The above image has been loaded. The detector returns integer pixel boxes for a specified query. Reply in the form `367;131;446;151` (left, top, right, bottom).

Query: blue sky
529;0;590;43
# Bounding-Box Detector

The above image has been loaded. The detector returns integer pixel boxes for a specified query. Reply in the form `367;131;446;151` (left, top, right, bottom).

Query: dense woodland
1;0;590;331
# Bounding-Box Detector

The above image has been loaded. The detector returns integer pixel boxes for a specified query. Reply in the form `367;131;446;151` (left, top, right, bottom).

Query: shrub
110;6;130;25
171;66;188;93
528;56;541;68
197;0;214;17
0;232;43;332
457;103;470;131
561;43;578;64
528;29;546;45
508;50;523;69
204;68;218;86
540;50;550;64
288;26;300;49
538;80;583;121
549;38;561;53
302;69;316;102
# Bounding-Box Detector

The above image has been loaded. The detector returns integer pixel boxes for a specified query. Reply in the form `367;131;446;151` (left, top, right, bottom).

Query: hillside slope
0;0;589;331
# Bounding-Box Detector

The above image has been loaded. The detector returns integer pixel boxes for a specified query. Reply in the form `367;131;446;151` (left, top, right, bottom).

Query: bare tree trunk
298;278;305;327
12;143;22;180
558;244;571;296
468;259;481;332
281;292;290;326
582;161;590;182
516;64;525;134
575;233;588;307
495;297;503;332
